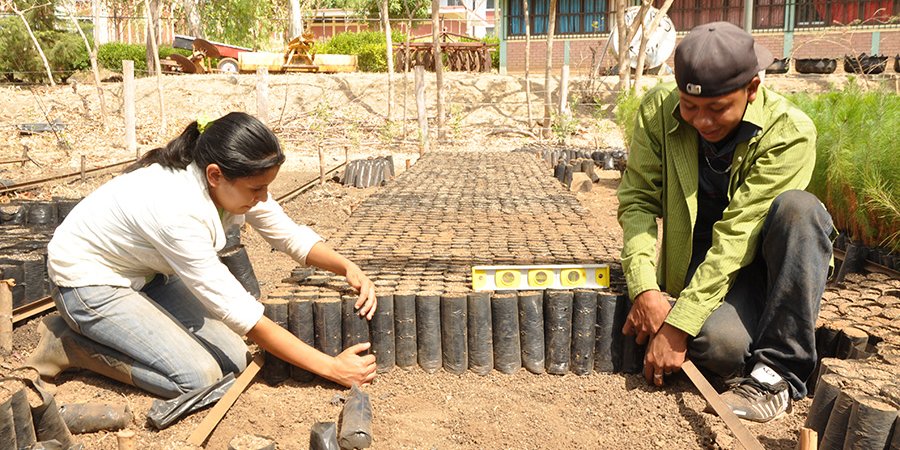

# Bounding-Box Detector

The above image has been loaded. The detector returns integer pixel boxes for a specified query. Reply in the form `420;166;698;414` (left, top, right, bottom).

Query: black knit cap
675;22;774;98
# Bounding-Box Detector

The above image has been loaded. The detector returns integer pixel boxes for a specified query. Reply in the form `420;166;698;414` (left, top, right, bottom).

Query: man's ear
747;76;761;103
205;163;224;188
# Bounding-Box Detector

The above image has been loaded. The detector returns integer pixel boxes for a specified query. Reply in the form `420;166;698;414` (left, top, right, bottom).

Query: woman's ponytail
124;122;202;173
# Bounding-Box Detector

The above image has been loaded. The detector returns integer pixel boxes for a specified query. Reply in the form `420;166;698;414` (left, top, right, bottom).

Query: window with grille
507;0;608;36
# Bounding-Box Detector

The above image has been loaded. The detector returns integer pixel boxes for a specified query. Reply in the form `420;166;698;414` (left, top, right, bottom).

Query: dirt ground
0;71;875;449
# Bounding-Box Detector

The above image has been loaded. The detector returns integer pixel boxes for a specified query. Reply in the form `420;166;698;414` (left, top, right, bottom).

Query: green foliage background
788;85;900;250
317;30;407;72
0;12;94;83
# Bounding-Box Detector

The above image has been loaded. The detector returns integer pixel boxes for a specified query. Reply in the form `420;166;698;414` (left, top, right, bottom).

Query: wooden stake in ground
116;429;136;450
65;1;108;130
415;65;429;156
541;0;558;138
257;67;269;124
523;0;532;129
187;353;264;446
143;0;166;137
558;64;569;117
431;0;444;140
11;2;56;86
798;427;818;450
123;60;137;157
0;280;13;355
318;145;325;186
380;0;394;122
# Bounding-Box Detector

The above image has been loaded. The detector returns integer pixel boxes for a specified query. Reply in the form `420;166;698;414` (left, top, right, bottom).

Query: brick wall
504;28;900;74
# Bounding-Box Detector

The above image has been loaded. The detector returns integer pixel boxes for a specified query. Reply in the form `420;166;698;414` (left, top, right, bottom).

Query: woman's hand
248;317;377;387
327;342;378;387
345;263;377;320
305;243;377;320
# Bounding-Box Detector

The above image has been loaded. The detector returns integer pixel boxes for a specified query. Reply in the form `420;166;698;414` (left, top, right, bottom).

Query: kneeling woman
29;112;377;398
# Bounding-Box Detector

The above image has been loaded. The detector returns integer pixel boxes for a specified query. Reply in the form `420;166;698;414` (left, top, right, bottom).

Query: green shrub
482;35;499;70
98;42;147;72
47;30;90;81
98;43;190;74
614;90;643;149
789;85;900;250
319;30;407;72
0;17;95;83
0;17;42;81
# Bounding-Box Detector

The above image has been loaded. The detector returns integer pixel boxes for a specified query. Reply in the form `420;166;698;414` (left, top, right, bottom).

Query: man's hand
328;342;377;387
345;263;377;320
622;290;672;345
643;323;688;387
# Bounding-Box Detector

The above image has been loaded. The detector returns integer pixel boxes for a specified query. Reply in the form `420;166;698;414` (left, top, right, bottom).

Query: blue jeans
53;275;250;398
687;190;834;399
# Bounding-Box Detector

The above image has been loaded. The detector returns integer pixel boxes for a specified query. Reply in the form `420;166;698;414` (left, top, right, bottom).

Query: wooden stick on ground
798;427;818;450
186;353;265;446
681;360;765;450
0;280;14;355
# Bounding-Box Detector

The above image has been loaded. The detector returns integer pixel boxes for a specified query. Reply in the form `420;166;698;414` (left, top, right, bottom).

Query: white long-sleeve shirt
47;162;322;335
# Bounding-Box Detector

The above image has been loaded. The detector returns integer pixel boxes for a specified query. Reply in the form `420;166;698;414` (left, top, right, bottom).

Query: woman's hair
125;112;285;178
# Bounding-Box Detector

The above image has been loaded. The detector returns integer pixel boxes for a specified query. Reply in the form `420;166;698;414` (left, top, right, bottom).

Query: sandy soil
0;71;872;449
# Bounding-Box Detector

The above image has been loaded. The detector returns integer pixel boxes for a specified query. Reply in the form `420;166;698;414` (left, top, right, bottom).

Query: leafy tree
200;0;286;48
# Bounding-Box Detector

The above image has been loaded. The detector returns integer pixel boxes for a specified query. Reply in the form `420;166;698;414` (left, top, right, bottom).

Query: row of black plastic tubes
817;275;900;353
259;288;646;385
804;357;900;450
0;227;53;308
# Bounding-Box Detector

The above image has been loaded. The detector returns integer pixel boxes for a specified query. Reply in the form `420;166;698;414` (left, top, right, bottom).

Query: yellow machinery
238;31;357;74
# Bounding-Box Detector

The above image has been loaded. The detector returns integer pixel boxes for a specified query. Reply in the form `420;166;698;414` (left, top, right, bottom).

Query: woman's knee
172;354;225;392
212;335;250;374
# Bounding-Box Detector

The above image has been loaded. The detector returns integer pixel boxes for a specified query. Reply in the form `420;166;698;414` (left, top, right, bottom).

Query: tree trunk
290;0;302;39
524;0;532;129
541;0;557;138
618;1;651;91
432;0;444;140
633;1;674;90
183;0;202;38
144;0;166;136
381;0;394;122
403;17;412;136
12;6;55;86
66;1;108;130
614;0;628;91
145;0;161;75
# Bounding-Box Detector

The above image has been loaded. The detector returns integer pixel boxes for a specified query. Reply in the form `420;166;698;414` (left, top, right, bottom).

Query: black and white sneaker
719;377;791;423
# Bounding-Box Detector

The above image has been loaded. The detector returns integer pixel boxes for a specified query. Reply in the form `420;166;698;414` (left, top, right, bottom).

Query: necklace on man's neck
700;136;733;175
703;151;732;174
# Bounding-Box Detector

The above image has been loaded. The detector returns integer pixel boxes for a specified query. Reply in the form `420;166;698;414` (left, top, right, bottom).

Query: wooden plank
186;353;264;446
1;280;13;354
682;360;765;450
12;296;55;324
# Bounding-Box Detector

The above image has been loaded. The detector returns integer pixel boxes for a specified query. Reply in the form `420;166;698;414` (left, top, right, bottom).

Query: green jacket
617;82;817;336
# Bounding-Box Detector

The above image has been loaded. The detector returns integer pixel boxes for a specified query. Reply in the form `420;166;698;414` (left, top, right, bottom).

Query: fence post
318;145;325;186
256;67;269;124
415;65;429;157
123;60;137;158
559;64;570;117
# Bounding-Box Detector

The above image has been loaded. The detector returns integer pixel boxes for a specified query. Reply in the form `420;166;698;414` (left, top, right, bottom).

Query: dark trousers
687;190;834;399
